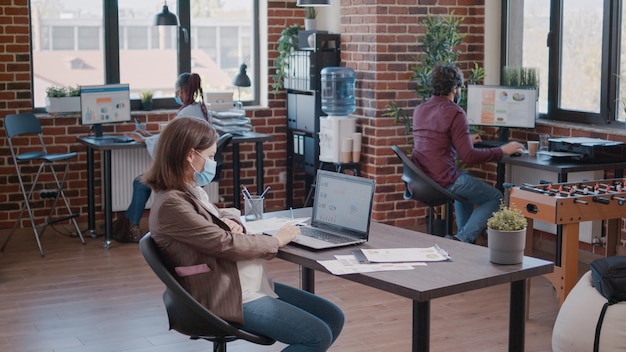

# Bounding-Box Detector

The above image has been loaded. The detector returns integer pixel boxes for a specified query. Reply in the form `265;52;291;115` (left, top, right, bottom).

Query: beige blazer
148;186;280;325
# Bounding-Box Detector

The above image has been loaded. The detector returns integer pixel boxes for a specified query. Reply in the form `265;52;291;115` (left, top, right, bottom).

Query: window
31;0;259;109
504;0;626;126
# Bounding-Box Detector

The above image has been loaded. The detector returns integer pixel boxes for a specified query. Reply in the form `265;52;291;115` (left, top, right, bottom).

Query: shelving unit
285;32;341;207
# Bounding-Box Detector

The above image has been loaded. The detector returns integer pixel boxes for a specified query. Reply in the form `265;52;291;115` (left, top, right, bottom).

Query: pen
290;207;294;220
260;186;271;198
241;185;252;200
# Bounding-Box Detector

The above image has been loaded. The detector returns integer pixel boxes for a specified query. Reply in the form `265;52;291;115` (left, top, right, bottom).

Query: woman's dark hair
143;117;218;192
176;72;209;120
430;64;464;96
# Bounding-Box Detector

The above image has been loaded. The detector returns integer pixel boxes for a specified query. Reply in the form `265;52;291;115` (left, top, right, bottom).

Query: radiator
506;164;602;244
107;149;219;212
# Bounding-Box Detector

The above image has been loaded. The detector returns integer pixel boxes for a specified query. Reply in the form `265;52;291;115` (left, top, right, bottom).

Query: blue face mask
174;96;183;106
455;88;463;105
192;151;217;187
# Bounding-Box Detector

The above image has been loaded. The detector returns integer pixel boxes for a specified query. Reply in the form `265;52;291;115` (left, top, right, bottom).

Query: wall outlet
279;171;286;182
40;190;57;199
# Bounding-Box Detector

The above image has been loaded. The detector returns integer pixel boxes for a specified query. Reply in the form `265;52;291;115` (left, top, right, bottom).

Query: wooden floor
0;227;567;352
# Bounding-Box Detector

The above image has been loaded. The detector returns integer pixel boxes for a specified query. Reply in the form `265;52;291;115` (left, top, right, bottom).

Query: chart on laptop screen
314;173;373;233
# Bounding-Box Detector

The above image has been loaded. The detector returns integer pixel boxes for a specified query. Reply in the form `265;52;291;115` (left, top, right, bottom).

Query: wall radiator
108;149;219;212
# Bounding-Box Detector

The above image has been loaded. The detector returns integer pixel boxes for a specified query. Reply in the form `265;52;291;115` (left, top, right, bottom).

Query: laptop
267;170;376;250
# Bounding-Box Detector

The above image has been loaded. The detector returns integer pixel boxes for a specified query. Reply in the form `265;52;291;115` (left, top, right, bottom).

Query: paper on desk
359;245;451;263
317;255;419;275
243;217;310;235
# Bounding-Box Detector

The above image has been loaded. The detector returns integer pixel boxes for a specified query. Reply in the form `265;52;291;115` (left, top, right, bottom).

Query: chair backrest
139;233;275;346
214;133;233;182
391;145;465;206
5;113;43;138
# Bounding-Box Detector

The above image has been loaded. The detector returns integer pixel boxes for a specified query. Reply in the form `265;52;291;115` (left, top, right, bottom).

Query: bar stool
3;113;85;256
304;160;361;207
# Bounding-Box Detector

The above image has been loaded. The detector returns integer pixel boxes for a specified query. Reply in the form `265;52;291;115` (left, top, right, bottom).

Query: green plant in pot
486;203;528;265
45;84;81;113
304;7;317;31
272;23;301;94
140;89;153;111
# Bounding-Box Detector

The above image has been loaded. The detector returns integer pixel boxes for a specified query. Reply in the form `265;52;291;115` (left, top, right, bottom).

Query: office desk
78;131;272;248
269;208;554;352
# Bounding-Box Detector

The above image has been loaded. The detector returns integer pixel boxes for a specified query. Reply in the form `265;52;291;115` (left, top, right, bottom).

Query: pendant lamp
154;1;179;26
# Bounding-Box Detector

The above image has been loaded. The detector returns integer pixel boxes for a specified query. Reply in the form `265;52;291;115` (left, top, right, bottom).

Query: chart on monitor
80;84;131;138
466;85;537;129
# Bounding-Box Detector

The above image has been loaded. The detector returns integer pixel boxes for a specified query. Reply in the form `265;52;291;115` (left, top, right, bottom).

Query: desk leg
256;141;264;195
413;301;429;352
86;147;97;238
301;267;315;293
509;279;526;352
233;143;241;209
103;150;112;249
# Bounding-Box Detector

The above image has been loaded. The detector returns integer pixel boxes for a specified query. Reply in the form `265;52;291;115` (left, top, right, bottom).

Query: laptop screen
311;170;376;237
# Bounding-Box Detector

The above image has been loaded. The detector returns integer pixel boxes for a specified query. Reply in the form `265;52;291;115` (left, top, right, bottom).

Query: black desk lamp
233;63;251;103
153;1;179;26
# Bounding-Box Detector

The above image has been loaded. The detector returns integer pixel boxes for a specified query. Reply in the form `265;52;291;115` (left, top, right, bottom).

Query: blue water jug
321;67;355;116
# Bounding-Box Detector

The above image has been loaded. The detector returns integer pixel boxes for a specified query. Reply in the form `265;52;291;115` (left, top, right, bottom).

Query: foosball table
509;178;626;304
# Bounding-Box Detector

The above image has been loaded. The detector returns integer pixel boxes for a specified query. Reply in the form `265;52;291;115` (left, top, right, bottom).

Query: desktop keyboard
300;227;352;244
111;136;135;143
476;140;507;148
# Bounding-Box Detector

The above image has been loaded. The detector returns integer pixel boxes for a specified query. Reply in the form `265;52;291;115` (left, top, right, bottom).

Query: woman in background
144;117;344;352
113;72;209;242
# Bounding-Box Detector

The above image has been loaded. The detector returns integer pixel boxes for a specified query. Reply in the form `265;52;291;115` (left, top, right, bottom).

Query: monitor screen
80;84;131;136
466;85;537;129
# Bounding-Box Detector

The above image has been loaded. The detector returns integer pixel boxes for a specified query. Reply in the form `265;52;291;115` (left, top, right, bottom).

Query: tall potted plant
384;13;485;142
486;203;528;265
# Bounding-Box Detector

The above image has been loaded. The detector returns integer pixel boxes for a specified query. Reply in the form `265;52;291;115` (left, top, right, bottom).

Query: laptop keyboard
476;140;507;148
300;227;353;244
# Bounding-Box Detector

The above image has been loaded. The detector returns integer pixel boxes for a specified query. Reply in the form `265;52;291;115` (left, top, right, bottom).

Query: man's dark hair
430;64;464;96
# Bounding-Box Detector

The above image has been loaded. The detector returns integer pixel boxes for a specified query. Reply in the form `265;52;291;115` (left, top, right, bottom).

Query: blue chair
139;233;275;352
3;113;85;256
392;145;466;236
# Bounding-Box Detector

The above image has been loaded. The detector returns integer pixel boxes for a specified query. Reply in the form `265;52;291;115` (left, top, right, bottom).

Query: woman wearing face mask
113;73;210;242
143;117;345;352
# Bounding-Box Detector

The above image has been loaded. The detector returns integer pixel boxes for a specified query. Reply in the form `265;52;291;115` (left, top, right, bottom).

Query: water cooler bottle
319;67;357;163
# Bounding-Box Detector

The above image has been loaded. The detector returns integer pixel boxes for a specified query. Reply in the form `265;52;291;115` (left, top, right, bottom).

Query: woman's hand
222;218;244;234
274;225;300;247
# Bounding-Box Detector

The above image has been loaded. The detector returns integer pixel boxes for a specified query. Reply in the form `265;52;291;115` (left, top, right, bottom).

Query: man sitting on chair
411;64;524;243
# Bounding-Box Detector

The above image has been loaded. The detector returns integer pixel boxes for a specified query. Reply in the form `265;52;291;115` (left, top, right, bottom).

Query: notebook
266;170;376;250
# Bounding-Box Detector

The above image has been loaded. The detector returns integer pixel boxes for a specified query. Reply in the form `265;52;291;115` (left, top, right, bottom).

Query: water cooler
318;67;358;163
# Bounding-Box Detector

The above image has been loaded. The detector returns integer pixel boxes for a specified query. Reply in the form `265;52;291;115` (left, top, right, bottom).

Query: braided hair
176;72;209;120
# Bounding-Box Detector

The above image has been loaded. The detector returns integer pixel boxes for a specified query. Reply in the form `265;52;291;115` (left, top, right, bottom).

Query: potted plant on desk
486;203;528;265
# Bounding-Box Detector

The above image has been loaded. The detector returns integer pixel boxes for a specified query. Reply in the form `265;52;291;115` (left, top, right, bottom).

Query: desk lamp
233;63;251;105
296;0;331;5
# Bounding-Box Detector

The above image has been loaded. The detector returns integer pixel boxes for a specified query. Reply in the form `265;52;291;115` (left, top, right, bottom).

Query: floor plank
0;228;564;351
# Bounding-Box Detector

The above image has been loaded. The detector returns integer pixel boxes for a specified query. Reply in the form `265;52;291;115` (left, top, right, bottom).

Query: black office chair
3;113;85;256
214;133;233;182
139;233;276;352
391;145;466;236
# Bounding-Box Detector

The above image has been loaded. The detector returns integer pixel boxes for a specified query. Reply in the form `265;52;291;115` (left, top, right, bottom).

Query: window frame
502;0;626;128
33;0;260;112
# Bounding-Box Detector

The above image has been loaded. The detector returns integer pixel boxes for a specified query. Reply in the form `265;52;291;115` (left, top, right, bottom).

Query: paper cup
527;141;539;157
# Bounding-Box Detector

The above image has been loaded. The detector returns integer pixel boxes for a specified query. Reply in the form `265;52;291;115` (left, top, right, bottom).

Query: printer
548;137;626;163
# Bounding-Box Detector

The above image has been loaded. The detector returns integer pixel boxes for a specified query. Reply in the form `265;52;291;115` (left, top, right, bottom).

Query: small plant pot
487;228;526;265
142;102;153;111
304;19;317;31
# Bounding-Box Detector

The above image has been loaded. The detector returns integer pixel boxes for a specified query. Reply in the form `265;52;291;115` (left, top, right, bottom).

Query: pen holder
244;195;264;221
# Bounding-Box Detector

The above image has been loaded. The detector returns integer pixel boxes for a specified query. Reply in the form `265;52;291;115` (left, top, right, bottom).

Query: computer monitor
466;85;537;129
80;84;131;137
